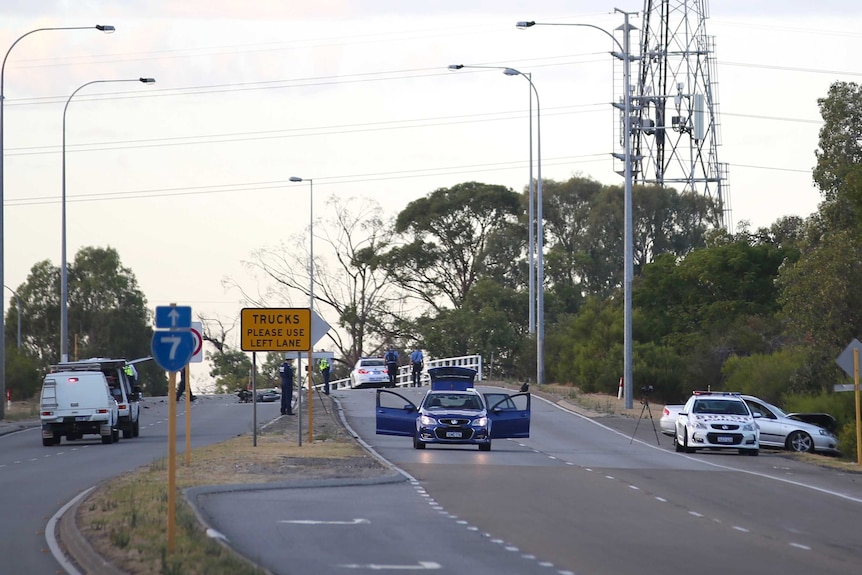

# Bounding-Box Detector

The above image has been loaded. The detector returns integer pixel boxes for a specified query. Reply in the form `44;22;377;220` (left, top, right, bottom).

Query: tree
389;182;522;311
542;177;719;301
238;196;402;368
776;230;862;393
813;81;862;235
198;315;254;394
6;247;165;395
417;279;528;378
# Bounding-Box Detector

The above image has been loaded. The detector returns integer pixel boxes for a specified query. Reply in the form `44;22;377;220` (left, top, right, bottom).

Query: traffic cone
617;377;624;399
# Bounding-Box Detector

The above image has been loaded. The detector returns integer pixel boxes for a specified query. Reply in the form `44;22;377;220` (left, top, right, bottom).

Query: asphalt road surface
337;386;862;575
0;394;281;575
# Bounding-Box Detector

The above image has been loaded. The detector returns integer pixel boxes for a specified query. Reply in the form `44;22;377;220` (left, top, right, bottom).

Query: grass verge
76;407;389;575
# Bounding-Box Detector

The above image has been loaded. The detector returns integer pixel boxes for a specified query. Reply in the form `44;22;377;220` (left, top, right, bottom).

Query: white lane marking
732;526;749;533
526;390;862;504
689;511;704;518
655;496;667;502
789;542;811;550
337;561;441;570
280;518;370;525
628;485;639;490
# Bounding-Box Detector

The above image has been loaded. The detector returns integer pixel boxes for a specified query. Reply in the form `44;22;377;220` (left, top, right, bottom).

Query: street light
60;77;155;362
518;8;638;408
289;175;314;442
448;64;536;335
448;64;545;385
0;24;114;417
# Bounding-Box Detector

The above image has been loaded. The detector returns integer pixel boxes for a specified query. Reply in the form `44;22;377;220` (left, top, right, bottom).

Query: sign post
151;304;194;553
835;339;862;465
240;308;330;446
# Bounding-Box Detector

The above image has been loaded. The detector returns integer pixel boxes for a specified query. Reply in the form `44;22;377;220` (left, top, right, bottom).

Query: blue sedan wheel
413;433;425;450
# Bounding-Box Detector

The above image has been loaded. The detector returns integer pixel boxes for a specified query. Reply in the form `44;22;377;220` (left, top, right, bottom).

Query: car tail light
97;409;108;413
41;411;54;416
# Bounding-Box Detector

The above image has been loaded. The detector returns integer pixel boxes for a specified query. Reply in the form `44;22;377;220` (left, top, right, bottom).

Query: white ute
40;371;120;446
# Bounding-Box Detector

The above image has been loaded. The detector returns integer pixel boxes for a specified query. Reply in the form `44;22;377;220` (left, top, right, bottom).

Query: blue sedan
375;367;530;451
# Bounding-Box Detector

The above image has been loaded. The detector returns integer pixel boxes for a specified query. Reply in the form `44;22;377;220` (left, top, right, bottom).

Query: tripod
629;396;661;446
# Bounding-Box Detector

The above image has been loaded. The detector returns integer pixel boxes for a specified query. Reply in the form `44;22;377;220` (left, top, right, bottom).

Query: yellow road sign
240;308;311;351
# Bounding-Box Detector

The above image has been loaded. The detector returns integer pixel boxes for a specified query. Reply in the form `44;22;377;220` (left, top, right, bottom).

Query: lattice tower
613;0;730;228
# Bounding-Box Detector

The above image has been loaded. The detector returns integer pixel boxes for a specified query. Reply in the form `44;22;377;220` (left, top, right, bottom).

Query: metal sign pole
252;352;257;447
855;348;861;465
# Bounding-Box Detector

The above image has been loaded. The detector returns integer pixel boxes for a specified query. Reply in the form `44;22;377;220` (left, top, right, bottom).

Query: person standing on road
279;358;295;415
410;348;424;387
384;347;399;388
318;355;331;395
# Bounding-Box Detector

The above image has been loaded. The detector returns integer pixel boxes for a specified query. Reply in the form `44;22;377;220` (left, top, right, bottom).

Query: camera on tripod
640;385;654;396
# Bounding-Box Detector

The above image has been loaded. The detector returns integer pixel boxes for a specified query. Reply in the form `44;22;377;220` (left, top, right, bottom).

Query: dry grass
4;400;39;421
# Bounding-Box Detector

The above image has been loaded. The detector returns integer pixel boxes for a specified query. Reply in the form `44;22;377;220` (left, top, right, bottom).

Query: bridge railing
322;354;483;391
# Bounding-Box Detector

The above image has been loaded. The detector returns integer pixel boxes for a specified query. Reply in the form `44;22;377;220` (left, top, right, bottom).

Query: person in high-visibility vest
318;356;331;395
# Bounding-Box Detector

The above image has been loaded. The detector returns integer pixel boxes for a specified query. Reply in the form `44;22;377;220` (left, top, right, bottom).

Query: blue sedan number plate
446;431;462;438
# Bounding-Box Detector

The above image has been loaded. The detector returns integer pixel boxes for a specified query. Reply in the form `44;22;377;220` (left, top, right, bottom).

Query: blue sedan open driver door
484;392;531;439
376;389;418;436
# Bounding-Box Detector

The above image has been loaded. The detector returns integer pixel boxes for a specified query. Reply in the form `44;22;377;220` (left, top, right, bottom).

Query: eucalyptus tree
388;181;522;311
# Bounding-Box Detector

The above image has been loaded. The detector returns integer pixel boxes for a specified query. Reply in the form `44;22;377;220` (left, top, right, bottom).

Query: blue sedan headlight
419;415;436;426
472;417;488;427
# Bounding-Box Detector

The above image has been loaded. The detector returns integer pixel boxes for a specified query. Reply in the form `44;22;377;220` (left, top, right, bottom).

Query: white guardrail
320;354;483;391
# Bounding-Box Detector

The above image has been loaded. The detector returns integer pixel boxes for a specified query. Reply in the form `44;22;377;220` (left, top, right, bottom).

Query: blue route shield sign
151;331;195;372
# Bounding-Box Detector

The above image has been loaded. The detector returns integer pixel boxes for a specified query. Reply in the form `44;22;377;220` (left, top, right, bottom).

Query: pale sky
2;1;860;376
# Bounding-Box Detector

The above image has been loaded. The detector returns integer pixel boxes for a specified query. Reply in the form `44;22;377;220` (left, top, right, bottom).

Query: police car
674;391;760;456
375;366;530;451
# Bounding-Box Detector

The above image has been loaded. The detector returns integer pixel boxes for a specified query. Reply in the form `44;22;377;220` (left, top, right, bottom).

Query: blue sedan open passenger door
376;389;418;436
484;392;531;439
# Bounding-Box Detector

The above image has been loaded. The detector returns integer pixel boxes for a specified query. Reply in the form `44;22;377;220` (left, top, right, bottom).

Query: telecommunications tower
616;0;730;227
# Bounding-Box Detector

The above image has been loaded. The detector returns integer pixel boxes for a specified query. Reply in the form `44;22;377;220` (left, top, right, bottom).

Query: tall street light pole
0;24;114;417
448;64;544;385
289;175;314;442
448;64;536;334
518;8;637;407
61;77;155;362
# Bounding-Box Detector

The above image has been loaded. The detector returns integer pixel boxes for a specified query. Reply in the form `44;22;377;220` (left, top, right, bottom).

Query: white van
39;371;120;446
52;358;144;439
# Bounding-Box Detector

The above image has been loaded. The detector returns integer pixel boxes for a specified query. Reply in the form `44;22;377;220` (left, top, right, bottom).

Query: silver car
741;395;840;455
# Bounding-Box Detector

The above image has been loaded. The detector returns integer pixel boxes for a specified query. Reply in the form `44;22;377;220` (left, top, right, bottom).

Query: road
339;386;862;575
0;394;280;575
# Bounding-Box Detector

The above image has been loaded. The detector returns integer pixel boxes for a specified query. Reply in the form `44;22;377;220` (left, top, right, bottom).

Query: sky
2;1;861;387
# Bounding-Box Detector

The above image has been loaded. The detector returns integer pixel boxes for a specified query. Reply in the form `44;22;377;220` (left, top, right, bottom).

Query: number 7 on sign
160;335;182;359
151;331;195;372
